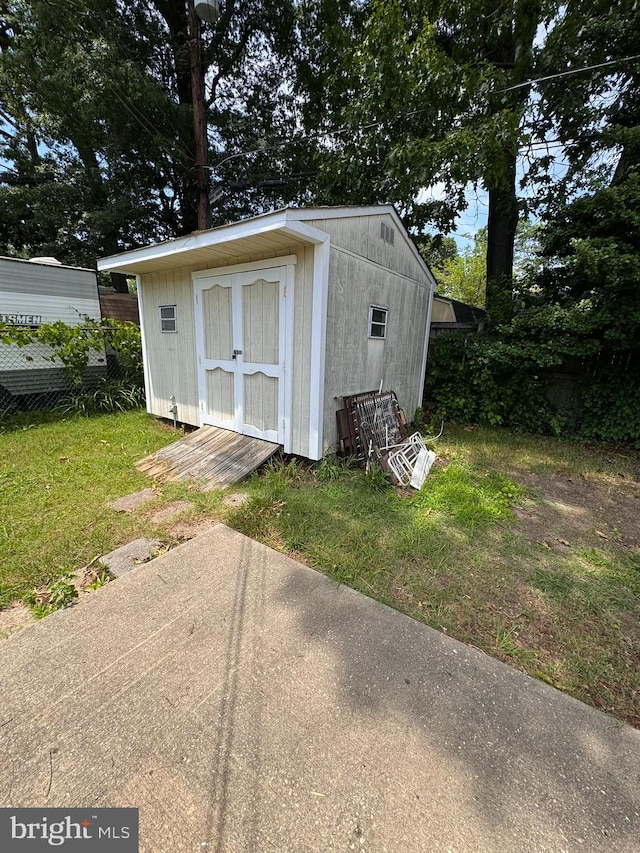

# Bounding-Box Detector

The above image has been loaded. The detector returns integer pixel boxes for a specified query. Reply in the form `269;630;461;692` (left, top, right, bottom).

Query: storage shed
97;206;435;460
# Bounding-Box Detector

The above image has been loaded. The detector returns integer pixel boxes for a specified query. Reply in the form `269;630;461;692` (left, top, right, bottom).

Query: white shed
97;206;435;460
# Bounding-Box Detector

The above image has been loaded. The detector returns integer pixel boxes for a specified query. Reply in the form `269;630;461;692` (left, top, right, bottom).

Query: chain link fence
0;326;144;418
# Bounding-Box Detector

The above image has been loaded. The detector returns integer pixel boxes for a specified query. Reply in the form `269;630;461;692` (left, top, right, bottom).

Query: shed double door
195;268;286;443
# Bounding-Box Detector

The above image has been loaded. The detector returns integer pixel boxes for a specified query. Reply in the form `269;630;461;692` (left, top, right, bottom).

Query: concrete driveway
1;524;639;852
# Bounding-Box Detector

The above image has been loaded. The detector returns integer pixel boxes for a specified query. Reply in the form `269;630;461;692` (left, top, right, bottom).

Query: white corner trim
418;287;434;412
192;254;298;280
283;263;295;454
307;236;331;460
136;276;153;415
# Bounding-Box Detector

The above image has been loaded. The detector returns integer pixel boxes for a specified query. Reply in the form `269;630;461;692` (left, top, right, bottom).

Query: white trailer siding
0;258;104;395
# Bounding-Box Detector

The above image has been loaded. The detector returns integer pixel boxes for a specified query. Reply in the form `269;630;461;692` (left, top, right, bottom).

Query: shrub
425;314;640;443
59;378;145;416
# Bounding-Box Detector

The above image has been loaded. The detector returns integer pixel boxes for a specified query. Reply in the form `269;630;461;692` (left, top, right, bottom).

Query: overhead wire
210;54;640;171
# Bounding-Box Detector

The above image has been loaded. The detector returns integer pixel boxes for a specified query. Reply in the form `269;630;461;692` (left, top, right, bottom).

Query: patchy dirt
511;470;640;552
165;518;218;541
223;492;249;508
0;601;35;640
148;501;192;525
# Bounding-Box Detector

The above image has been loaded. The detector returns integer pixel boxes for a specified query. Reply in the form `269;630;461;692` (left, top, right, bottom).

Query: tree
415;233;458;270
532;172;640;349
0;0;303;269
300;0;547;318
525;0;640;213
433;231;487;307
300;0;640;320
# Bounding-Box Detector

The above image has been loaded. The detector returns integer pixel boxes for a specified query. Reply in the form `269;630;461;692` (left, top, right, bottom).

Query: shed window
369;305;388;339
160;304;177;333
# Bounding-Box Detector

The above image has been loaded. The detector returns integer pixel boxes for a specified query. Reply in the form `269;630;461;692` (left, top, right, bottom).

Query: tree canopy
299;0;640;317
0;0;303;269
1;0;638;318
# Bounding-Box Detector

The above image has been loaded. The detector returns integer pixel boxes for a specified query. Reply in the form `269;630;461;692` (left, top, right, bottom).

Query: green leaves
0;318;142;387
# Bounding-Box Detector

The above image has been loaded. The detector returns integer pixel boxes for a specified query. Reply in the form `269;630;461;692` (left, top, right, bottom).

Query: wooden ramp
136;426;280;490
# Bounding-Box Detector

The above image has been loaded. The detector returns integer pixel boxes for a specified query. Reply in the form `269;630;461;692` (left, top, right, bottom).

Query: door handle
232;349;242;360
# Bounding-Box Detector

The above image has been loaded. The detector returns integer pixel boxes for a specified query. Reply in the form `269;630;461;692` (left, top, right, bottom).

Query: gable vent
380;222;395;245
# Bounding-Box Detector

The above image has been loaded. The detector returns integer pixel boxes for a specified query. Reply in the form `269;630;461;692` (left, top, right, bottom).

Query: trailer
0;256;106;402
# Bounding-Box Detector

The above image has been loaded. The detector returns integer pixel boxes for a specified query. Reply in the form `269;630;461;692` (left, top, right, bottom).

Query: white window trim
160;304;177;333
369;305;388;340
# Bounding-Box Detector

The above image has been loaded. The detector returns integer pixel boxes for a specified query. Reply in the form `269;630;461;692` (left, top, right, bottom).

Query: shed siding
303;213;427;283
322;246;430;454
139;267;200;427
139;245;314;458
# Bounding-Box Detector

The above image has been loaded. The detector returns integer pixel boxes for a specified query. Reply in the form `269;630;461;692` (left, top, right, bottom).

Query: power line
496;54;640;94
209;55;640;171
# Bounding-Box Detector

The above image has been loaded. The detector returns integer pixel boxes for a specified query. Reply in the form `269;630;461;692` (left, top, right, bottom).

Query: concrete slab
1;524;639;853
100;538;162;577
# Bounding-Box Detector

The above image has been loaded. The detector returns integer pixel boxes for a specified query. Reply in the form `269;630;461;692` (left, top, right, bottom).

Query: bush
581;372;640;443
425;334;557;433
58;378;146;416
425;320;640;443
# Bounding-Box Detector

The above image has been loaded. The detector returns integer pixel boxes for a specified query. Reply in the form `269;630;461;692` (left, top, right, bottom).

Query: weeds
313;455;356;482
25;570;78;619
58;379;145;416
83;565;113;592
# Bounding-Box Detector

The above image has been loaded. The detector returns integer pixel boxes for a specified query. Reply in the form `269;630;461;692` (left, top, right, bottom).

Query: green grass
0;410;191;608
437;425;640;479
1;415;639;728
226;430;640;727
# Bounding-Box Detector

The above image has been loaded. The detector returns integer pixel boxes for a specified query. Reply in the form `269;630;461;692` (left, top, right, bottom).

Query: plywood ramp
136;426;280;490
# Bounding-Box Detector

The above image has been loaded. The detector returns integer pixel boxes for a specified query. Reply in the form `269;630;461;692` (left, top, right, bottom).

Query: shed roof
97;205;433;281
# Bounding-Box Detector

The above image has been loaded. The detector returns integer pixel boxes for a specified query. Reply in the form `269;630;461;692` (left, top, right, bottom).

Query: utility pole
188;0;210;231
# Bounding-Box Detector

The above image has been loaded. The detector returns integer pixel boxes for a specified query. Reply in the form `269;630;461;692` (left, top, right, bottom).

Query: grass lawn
1;410;639;728
227;429;640;728
0;410;197;608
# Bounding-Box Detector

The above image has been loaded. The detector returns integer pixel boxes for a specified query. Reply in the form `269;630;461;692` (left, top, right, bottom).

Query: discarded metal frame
336;390;436;489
